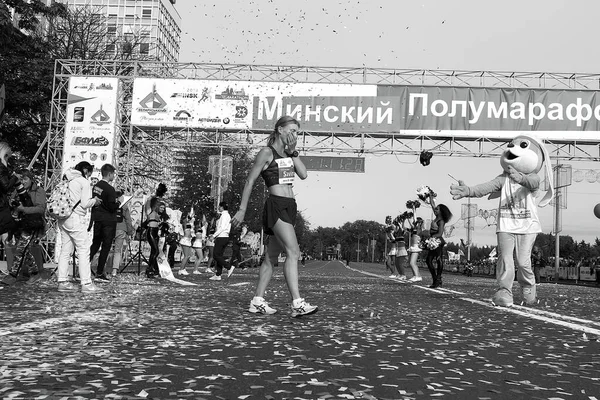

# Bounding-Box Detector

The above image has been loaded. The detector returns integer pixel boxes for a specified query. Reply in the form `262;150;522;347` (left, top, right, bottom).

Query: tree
0;1;65;171
169;146;266;233
44;5;157;61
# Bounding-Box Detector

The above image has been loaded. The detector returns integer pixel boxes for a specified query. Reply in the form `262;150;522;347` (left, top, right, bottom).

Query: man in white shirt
210;201;231;281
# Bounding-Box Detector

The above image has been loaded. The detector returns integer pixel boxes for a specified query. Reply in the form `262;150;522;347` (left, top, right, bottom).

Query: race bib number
275;158;295;184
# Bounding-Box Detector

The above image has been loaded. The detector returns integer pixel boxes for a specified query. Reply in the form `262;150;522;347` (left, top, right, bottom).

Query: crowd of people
383;187;453;288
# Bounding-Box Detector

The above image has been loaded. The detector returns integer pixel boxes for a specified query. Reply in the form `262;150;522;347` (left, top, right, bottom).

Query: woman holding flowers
419;187;453;288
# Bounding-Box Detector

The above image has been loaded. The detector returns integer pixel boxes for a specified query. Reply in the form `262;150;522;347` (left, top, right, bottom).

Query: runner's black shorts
262;194;297;235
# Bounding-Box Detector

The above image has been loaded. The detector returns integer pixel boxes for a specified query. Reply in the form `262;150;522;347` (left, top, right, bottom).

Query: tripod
120;201;150;275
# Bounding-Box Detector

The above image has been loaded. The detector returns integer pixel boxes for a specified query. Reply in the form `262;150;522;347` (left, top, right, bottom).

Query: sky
175;0;600;247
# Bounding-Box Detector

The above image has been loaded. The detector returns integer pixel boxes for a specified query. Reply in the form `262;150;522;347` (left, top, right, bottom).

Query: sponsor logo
215;87;249;101
199;87;211;102
71;136;110;146
73;107;85;122
90;104;111;125
94;83;113;90
223;117;230;124
198;117;222;123
137;84;168;115
235;106;248;119
171;91;198;99
174;110;192;121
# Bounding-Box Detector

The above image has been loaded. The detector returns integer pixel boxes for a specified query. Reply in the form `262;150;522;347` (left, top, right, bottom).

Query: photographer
0;142;20;236
7;169;46;284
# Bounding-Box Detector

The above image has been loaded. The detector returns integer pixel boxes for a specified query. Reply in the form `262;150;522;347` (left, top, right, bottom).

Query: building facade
54;0;181;62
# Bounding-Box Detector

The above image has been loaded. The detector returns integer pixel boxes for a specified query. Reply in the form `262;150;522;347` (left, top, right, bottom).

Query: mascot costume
450;135;554;307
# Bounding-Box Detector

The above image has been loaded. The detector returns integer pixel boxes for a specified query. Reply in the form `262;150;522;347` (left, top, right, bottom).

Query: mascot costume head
499;134;554;206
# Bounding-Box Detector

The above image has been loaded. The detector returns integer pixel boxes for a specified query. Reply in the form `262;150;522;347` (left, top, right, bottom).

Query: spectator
209;201;231;281
0;142;19;236
110;191;134;277
89;164;120;282
9;169;46;284
531;245;544;285
56;161;103;293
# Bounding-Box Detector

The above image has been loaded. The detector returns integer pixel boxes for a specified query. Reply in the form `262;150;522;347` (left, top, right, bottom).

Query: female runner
231;115;317;317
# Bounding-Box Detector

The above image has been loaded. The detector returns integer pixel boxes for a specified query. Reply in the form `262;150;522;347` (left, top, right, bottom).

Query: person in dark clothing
8;169;46;283
89;164;120;281
144;199;168;278
531;245;544;285
0;143;19;236
424;189;453;288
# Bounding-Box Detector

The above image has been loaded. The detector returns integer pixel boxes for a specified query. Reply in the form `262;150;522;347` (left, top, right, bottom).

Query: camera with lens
10;179;33;220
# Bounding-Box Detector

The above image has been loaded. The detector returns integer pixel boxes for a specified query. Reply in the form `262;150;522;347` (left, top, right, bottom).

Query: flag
458;249;465;256
489;247;497;258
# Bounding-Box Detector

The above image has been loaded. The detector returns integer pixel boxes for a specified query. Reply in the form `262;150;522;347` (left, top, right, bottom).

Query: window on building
106;44;116;53
139;43;150;55
107;25;117;35
142;9;152;18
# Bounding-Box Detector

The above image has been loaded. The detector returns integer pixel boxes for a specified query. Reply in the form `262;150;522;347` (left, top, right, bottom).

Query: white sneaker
407;276;422;283
227;266;236;278
248;297;277;315
209;275;222;281
111;270;118;277
178;269;189;276
81;283;105;294
388;274;398;279
291;298;318;318
397;275;407;282
192;270;202;275
204;267;213;273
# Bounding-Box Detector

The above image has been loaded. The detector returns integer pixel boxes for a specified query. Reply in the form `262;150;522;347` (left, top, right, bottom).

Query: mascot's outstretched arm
450;175;504;200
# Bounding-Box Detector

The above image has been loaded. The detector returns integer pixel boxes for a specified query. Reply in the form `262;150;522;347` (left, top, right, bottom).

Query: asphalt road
1;260;599;399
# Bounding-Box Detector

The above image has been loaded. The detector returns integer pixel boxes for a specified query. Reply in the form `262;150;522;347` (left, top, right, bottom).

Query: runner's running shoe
291;298;318;318
248;297;277;315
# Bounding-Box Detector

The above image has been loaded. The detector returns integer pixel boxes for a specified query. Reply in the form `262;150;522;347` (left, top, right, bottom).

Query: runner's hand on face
285;131;297;152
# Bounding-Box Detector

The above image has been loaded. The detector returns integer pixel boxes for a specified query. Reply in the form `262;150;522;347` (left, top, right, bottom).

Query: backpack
47;177;81;220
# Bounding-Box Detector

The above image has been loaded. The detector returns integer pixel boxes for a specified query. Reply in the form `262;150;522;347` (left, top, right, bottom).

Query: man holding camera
7;169;47;284
89;164;120;282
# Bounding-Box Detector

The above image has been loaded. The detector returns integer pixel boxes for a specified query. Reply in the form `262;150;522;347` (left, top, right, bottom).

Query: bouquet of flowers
406;200;421;210
424;237;441;250
416;186;437;202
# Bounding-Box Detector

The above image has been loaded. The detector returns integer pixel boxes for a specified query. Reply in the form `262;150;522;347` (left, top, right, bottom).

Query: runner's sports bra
261;146;295;187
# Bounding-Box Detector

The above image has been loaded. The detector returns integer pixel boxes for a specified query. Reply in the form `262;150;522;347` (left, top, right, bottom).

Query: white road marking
342;262;600;337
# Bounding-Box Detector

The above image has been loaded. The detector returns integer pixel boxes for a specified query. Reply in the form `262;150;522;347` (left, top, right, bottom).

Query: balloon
594;204;600;219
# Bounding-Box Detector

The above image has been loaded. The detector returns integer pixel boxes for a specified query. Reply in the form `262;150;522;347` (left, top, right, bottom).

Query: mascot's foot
492;288;513;307
521;285;537;305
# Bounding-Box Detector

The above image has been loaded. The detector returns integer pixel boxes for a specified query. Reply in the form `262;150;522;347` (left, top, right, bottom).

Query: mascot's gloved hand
450;180;469;200
507;166;524;184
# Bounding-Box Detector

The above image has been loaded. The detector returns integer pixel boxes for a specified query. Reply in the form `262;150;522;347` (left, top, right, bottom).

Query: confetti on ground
0;262;599;398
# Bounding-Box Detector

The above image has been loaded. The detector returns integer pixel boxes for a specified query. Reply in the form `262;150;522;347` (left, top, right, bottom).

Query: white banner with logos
130;78;377;130
63;77;119;176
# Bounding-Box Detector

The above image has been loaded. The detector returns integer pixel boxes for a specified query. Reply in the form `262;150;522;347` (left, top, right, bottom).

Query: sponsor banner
131;78;378;130
63;77;119;175
378;85;600;141
302;156;365;173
